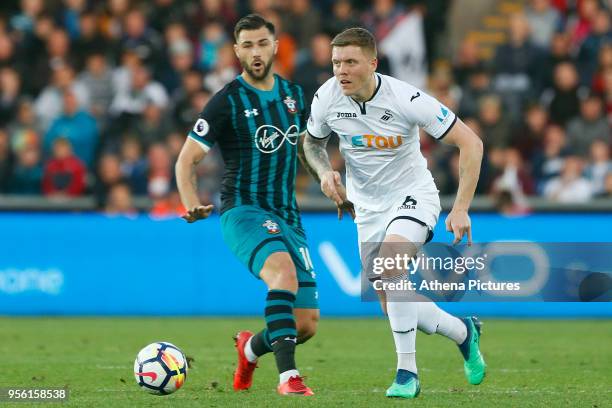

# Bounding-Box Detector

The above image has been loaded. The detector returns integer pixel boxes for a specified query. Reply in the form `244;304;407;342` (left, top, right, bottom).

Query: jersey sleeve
306;91;332;139
188;91;229;151
401;87;458;140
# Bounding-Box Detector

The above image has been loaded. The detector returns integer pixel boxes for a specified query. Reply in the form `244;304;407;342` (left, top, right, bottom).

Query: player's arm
441;119;484;245
303;133;355;220
175;138;214;223
297;131;321;183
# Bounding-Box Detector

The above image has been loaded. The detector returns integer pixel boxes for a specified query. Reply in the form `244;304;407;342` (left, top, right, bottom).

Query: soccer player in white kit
302;28;487;398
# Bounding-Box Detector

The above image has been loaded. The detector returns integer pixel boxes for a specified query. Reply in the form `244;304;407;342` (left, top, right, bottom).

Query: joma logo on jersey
337;112;357;118
350;134;403;149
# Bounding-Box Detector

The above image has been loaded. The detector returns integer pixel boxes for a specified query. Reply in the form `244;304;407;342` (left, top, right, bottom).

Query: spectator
44;90;98;168
325;0;362;37
195;20;228;72
282;0;322;55
532;124;569;190
458;66;493;118
110;64;168;118
78;53;114;124
34;64;90;130
0;67;22;127
132;103;174;147
493;13;542;118
566;0;599;51
0;32;19;71
525;0;562;50
584;139;612;195
578;9;612;86
566;92;609;157
28;28;77;98
0;129;13;192
93;153;125;208
120;8;162;66
150;190;186;218
59;0;87;40
9;146;43;194
542;61;583;125
42;137;86;197
540;32;573;90
293;33;333;103
544;156;593;203
147;143;172;199
10;0;45;37
453;39;484;87
158;38;196;94
263;11;296;79
478;95;512;149
172;71;208;129
19;14;55;95
515;103;549;160
596;172;612;197
491;148;536;201
119;136;148;195
73;11;114;71
204;43;239;93
7;98;42;154
105;181;136;215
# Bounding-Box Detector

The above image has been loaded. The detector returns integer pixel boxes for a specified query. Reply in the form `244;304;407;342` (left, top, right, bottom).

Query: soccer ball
134;341;188;395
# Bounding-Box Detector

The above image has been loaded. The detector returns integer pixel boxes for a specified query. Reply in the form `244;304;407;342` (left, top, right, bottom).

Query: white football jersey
307;73;457;212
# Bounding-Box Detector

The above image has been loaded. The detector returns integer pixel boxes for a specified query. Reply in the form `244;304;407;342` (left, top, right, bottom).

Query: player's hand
181;205;214;223
320;171;345;206
445;209;472;246
336;182;356;220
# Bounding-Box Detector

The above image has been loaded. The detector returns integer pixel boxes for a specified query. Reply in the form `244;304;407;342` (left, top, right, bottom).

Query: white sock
387;300;418;374
279;369;300;384
417;302;467;344
244;336;258;363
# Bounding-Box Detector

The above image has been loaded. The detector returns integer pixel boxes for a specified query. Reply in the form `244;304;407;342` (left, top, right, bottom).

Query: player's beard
241;57;273;81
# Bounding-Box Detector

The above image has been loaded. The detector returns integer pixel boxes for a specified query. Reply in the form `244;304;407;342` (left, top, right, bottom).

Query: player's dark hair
331;27;377;58
233;14;275;42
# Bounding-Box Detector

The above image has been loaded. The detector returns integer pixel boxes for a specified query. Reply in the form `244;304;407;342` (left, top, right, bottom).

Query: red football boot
277;375;314;396
233;331;258;391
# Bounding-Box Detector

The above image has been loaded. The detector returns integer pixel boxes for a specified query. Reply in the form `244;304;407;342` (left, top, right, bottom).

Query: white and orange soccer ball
134;342;188;395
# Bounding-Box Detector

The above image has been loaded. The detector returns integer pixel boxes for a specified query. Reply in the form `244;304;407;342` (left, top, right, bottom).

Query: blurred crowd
0;0;609;216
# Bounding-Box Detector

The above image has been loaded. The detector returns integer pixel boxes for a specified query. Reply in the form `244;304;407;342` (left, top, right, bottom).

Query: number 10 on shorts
299;247;314;270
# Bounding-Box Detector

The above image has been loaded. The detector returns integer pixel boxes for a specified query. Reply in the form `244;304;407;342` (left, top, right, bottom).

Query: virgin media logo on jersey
255;124;299;153
350;134;403;149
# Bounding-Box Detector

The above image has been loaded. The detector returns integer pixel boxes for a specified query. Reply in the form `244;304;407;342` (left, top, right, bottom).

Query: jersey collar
350;73;382;115
237;74;279;102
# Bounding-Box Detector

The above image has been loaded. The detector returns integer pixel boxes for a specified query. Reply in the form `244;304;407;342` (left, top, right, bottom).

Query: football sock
265;289;299;383
385;274;418;374
417;302;467;344
247;329;272;362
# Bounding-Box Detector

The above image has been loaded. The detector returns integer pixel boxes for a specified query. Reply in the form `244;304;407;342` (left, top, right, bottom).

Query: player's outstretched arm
441;119;484;245
303;133;355;220
175;138;214;223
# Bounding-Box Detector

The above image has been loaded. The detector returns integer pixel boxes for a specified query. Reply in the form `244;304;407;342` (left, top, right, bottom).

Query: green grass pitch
1;318;610;407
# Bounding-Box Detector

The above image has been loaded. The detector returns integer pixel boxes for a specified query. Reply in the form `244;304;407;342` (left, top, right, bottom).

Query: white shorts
356;191;441;281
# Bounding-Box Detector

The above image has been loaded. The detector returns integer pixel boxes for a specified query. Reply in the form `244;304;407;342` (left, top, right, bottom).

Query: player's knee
261;253;298;292
296;314;319;343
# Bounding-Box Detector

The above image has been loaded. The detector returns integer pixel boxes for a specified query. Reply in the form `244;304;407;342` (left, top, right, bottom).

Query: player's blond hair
330;27;377;58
